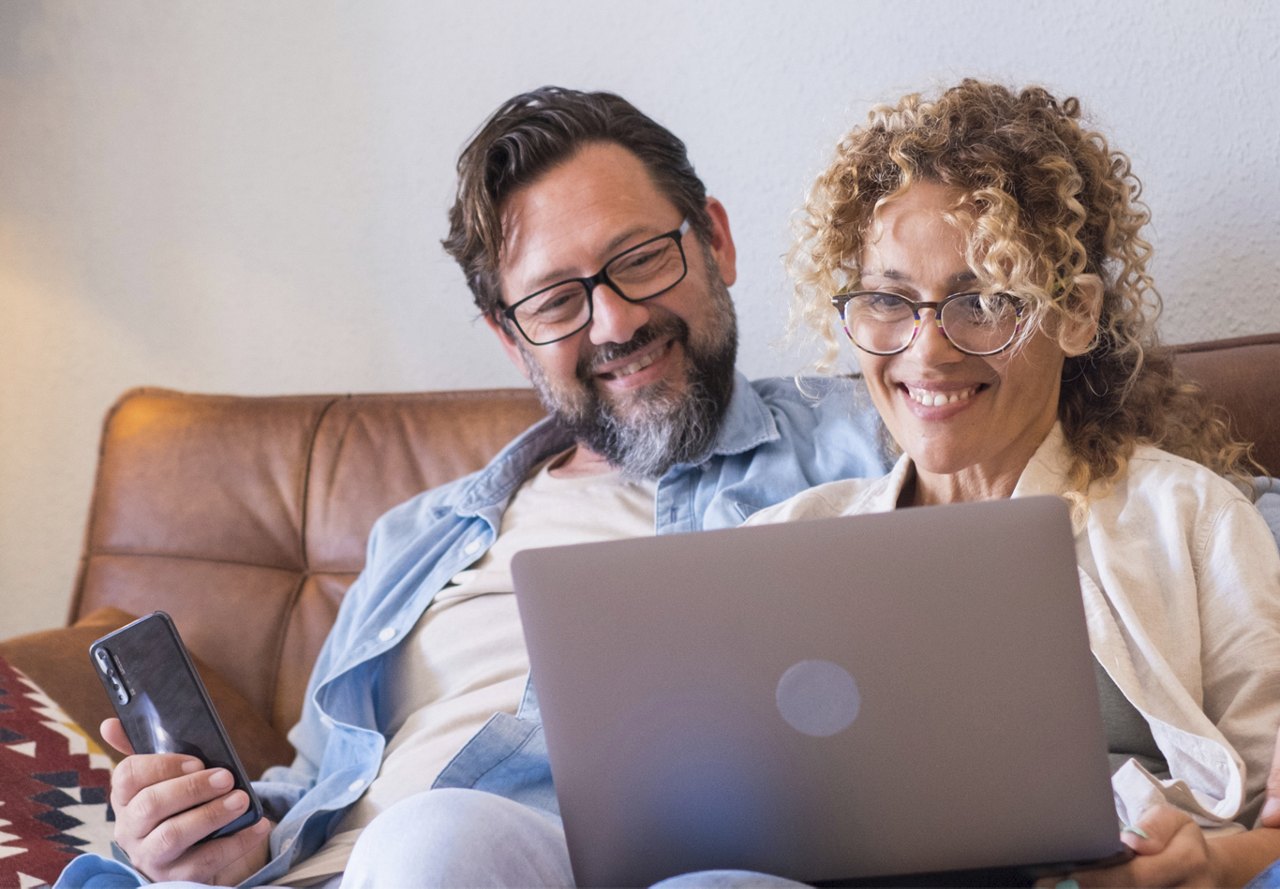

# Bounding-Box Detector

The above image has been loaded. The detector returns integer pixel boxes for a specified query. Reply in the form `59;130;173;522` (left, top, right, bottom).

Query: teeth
607;343;667;378
907;385;978;407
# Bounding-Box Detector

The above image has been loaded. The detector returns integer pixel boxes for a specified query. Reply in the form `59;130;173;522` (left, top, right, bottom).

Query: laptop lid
512;495;1126;886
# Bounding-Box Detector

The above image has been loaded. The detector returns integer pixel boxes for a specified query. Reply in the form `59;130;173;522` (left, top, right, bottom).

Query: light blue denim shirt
58;374;887;888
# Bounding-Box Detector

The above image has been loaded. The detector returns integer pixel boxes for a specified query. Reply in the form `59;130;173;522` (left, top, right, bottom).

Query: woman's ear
1061;274;1104;357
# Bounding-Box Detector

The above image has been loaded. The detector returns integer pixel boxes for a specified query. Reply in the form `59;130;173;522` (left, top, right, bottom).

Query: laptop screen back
513;496;1124;886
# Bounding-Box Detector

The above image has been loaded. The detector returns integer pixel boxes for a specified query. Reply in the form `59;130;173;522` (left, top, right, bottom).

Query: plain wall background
3;0;1279;636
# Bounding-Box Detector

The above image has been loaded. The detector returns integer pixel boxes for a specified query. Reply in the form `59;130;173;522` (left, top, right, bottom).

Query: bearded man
60;87;886;888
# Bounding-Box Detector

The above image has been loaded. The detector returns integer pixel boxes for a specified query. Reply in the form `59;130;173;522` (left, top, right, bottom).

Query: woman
750;80;1280;886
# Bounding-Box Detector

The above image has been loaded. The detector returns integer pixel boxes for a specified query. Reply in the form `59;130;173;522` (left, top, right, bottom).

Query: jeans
1249;859;1280;889
334;787;811;889
338;788;574;888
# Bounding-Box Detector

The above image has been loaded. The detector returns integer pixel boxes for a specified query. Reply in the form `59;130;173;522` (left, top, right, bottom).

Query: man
57;87;887;888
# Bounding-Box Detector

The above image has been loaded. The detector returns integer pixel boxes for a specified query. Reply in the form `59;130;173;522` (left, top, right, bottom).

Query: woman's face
854;180;1067;504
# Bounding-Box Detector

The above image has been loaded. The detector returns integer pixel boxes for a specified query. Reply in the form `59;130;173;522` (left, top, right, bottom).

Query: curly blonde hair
791;79;1256;494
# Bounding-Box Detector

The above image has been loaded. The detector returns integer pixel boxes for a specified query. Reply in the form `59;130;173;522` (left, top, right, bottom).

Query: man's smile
593;338;675;384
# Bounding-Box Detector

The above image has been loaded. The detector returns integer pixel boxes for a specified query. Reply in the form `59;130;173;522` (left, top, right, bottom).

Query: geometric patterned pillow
0;656;114;889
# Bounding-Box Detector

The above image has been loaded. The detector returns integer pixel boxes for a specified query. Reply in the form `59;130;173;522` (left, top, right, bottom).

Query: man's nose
587;284;650;345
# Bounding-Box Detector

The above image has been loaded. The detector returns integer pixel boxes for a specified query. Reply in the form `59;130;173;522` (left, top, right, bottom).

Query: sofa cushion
0;654;114;886
1255;480;1280;551
0;607;294;779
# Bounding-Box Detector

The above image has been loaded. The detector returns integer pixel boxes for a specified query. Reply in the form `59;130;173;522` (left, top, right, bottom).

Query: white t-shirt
283;455;656;884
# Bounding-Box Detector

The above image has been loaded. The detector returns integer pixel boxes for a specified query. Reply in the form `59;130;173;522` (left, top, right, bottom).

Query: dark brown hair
443;86;712;317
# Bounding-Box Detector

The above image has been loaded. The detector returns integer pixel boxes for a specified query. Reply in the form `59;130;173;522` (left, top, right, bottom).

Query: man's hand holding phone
102;717;273;885
91;613;277;884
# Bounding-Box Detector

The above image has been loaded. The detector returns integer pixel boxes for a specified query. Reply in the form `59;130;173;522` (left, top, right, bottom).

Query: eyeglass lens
511;234;687;344
841;292;1020;355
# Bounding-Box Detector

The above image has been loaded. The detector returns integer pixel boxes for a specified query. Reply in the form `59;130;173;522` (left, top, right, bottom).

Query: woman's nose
909;309;966;362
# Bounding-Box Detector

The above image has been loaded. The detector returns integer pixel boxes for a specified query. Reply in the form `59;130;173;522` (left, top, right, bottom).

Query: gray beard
576;363;726;480
519;273;737;479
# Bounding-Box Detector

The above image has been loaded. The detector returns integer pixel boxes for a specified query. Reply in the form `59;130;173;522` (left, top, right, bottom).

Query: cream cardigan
748;424;1280;829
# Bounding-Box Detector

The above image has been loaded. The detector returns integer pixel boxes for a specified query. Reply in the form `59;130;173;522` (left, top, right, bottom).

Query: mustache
578;316;689;378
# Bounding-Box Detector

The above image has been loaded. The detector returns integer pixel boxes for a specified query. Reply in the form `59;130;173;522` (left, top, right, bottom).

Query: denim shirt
57;374;886;888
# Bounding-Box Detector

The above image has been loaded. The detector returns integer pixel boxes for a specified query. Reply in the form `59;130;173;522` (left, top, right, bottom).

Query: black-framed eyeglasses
502;220;691;345
831;290;1025;357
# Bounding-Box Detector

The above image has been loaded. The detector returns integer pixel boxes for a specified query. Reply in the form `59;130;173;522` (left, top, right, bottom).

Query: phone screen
90;611;263;839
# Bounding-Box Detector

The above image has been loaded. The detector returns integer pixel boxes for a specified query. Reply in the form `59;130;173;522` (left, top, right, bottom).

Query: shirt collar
1011;423;1088;534
687;372;779;463
453;371;771;512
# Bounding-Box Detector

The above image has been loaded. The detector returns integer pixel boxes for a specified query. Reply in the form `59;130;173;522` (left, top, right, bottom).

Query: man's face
490;142;739;478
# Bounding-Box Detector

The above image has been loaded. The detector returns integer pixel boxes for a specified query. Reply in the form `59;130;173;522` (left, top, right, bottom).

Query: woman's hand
1033;806;1212;888
1036;799;1280;889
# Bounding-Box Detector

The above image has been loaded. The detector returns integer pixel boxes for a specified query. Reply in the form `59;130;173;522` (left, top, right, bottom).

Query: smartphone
90;611;263;840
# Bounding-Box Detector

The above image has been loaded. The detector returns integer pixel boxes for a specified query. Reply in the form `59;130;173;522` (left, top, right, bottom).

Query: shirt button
378;627;396;643
320;714;334;728
282;837;295;852
463;540;482;555
348;779;366;793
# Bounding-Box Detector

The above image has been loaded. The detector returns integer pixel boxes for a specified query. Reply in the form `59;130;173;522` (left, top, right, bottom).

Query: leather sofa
3;333;1279;782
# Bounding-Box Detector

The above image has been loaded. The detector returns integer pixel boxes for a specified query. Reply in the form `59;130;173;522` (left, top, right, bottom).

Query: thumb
99;717;135;756
1121;804;1184;855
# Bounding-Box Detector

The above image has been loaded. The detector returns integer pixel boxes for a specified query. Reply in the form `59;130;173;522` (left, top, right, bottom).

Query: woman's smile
901;382;982;409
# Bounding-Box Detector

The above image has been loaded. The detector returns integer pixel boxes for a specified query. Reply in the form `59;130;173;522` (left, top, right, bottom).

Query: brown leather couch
2;333;1278;780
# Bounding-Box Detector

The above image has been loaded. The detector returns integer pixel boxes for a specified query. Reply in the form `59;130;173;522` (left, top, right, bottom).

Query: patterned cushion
0;656;114;888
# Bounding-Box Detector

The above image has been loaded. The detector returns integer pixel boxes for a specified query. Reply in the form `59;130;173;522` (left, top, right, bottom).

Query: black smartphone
90;610;264;840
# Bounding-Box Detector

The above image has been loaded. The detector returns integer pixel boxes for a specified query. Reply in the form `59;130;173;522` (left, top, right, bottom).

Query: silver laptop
512;495;1128;887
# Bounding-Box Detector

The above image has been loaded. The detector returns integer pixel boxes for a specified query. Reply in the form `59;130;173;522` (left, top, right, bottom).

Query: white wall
3;0;1278;636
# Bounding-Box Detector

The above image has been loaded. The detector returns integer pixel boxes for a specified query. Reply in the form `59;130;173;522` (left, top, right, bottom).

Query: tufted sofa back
67;334;1280;740
70;389;546;737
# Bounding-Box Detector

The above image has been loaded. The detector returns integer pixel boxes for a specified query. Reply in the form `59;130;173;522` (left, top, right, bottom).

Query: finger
1064;812;1205;889
1038;807;1185;888
1120;805;1184;855
1097;804;1183;859
99;718;134;756
128;781;251;874
114;765;235;848
109;752;206;810
1120;818;1206;888
159;817;273;886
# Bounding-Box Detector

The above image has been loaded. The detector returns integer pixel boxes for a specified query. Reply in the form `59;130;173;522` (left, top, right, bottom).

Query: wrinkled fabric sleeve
1196;496;1280;825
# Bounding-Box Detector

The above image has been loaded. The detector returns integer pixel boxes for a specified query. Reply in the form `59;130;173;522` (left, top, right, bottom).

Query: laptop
511;495;1129;887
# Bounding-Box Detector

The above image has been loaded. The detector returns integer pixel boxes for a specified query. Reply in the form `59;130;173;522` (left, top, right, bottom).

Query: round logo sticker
775;659;861;737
